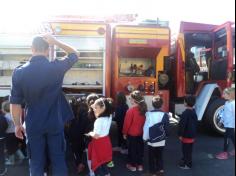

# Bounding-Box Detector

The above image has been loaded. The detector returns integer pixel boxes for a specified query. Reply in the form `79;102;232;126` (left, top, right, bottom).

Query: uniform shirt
10;53;78;137
93;117;112;137
178;108;198;141
123;106;146;137
221;100;235;128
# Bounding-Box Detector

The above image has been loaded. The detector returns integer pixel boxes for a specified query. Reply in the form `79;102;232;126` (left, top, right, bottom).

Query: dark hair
95;98;114;117
187;51;194;58
130;90;147;115
32;36;49;52
86;93;99;121
152;96;163;109
2;100;10;113
116;92;127;106
184;95;196;107
86;93;99;106
76;98;89;120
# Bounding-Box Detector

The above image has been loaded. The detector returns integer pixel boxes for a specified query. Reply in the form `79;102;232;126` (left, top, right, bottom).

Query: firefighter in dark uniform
9;34;79;176
185;51;200;94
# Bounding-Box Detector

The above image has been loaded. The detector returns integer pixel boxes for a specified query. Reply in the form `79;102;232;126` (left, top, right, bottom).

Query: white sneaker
113;147;121;152
120;149;128;155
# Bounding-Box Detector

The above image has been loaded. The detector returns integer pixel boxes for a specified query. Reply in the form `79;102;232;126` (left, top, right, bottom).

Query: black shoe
178;163;191;170
0;168;7;176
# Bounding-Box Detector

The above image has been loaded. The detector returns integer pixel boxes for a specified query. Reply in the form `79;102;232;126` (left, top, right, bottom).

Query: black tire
205;98;226;135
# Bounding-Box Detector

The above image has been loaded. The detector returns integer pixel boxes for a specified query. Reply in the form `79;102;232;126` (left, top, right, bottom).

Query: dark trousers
148;146;164;173
94;164;109;176
224;128;235;152
117;124;127;149
71;141;85;166
0;138;5;173
127;136;144;166
27;132;67;176
182;142;193;167
6;133;19;155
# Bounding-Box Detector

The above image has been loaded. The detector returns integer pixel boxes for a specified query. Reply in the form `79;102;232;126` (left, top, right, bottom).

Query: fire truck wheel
205;98;226;135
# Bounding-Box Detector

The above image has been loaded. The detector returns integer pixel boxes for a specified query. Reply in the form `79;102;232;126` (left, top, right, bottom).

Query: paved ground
4;120;235;176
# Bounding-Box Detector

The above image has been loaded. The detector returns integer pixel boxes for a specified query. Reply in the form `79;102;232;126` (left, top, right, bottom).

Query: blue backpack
149;114;167;143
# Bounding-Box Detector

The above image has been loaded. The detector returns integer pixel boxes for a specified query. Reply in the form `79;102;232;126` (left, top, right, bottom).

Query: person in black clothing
66;97;89;174
178;95;198;169
0;109;8;175
114;92;129;153
185;52;200;94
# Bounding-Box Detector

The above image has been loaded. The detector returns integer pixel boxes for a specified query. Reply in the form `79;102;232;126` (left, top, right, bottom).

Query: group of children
0;87;235;176
0;101;26;176
64;90;198;176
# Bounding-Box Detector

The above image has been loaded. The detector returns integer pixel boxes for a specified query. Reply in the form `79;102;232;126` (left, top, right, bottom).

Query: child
87;98;113;176
123;90;147;172
0;109;8;176
216;87;235;160
66;97;89;173
178;95;198;169
113;92;129;154
85;93;99;176
143;96;169;176
2;101;25;165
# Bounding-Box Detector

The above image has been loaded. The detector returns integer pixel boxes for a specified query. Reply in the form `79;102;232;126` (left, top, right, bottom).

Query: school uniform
143;110;169;174
10;53;78;176
178;108;198;168
88;117;112;176
114;104;129;149
123;106;146;166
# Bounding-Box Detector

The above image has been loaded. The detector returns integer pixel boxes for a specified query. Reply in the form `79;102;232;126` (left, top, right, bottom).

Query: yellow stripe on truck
58;30;104;36
51;23;106;31
116;27;169;35
115;33;169;40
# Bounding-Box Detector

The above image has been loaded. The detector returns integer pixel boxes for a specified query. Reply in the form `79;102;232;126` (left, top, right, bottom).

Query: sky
0;0;235;34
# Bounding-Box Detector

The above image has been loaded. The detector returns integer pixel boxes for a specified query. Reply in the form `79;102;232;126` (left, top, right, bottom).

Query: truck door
210;22;234;88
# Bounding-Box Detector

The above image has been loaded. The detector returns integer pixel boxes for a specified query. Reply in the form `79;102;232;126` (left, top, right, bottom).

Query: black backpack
0;115;8;136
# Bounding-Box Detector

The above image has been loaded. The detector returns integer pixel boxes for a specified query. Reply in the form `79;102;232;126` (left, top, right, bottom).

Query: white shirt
94;116;112;137
221;100;235;128
5;113;15;133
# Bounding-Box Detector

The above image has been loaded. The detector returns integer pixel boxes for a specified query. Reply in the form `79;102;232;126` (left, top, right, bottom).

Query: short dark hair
32;36;49;52
116;92;127;106
152;96;163;109
184;95;196;107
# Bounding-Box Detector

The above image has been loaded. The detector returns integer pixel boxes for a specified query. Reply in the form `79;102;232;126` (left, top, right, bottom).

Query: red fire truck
164;21;235;134
0;19;234;134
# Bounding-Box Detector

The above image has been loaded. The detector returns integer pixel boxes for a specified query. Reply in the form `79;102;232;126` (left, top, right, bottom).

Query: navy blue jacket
10;53;78;137
178;109;198;139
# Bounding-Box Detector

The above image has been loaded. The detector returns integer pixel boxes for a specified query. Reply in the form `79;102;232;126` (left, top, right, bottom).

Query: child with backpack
178;95;198;169
142;96;169;176
216;87;235;160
